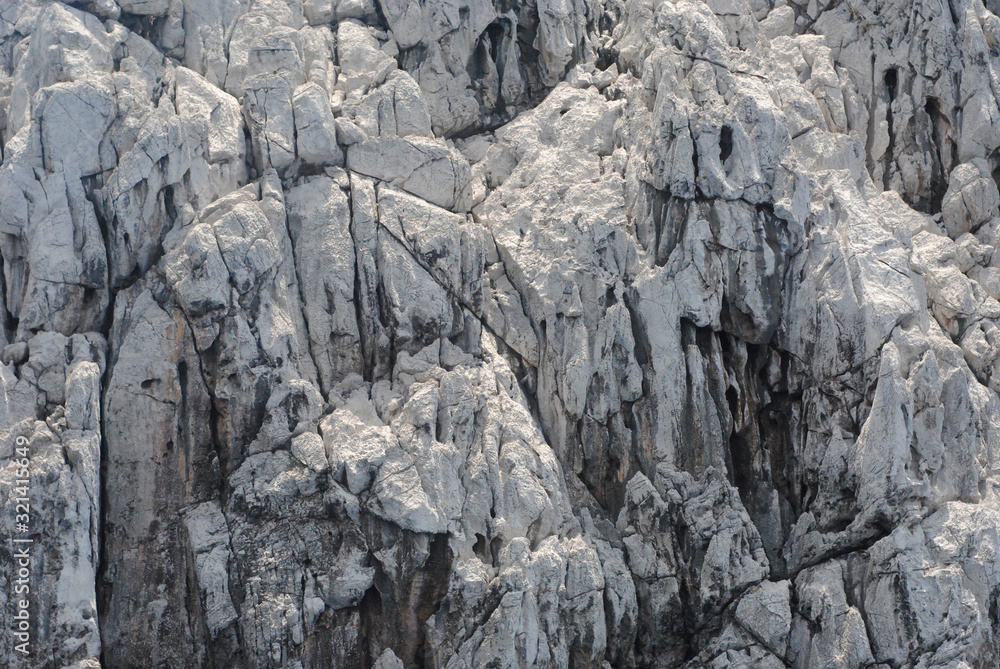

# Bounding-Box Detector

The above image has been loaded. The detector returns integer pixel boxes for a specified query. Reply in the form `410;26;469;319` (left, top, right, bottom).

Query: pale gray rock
243;74;297;169
183;501;240;638
371;648;405;669
101;284;220;668
292;82;342;166
246;26;305;89
84;47;247;288
759;5;795;40
5;3;112;138
5;0;1000;668
0;331;104;668
734;580;791;655
942;159;1000;238
285;175;361;392
336;19;395;97
789;559;876;668
617;468;768;665
347;135;474;211
343;71;433;138
178;0;252;87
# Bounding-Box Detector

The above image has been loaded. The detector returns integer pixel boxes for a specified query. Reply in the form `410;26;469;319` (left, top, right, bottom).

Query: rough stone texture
3;1;1000;668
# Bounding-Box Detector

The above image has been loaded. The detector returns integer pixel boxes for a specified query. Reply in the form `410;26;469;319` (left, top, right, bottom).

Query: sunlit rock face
3;0;1000;667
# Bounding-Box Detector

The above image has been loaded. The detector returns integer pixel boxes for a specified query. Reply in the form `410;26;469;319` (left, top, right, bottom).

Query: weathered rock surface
3;0;1000;668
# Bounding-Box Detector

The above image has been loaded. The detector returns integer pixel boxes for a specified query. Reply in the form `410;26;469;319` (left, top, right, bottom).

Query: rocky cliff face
3;0;1000;667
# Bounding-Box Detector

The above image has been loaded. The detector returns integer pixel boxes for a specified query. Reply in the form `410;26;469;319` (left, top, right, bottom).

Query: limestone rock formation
3;0;1000;667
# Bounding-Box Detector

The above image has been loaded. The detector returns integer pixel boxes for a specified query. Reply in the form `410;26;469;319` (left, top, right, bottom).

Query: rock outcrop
3;0;1000;667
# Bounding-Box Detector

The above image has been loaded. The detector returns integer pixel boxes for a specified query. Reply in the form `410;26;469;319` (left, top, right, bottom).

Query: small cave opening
485;20;504;65
116;12;163;45
925;96;957;213
884;68;898;99
992;162;1000;208
882;68;899;191
472;533;488;562
719;125;733;163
